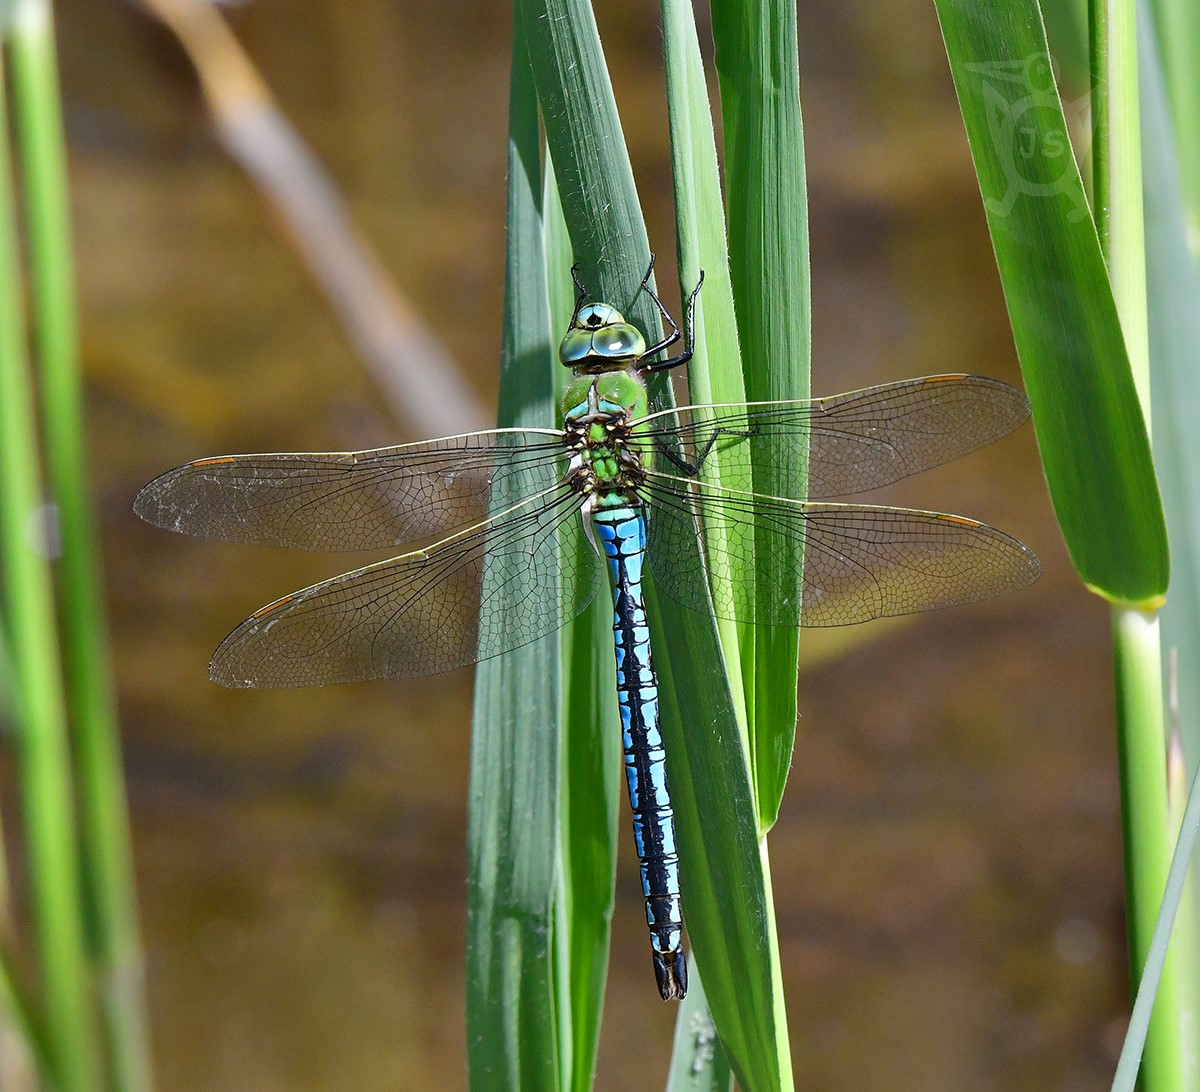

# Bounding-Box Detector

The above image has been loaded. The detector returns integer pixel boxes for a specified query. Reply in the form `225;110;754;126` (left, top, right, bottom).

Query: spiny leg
640;271;705;374
637;253;682;360
653;421;757;477
569;262;588;327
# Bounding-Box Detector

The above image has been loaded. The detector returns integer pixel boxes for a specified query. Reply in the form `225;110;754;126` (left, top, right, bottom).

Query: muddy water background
32;0;1123;1087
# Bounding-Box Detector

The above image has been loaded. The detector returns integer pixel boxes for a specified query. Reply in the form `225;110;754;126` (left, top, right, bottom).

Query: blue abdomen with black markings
592;502;686;1000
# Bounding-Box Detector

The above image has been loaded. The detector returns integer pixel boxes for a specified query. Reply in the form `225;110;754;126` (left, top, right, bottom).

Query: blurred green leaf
9;5;155;1084
1145;0;1200;773
0;943;56;1089
0;48;99;1092
0;621;12;733
1141;6;1200;1075
1148;0;1200;235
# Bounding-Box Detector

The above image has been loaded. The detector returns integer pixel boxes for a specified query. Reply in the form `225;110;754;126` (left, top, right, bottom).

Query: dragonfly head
559;302;647;371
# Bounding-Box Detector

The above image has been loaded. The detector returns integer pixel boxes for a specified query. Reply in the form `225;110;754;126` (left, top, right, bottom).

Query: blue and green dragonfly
135;259;1041;1000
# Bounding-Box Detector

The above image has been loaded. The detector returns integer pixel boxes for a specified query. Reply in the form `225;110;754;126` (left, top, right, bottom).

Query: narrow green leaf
710;0;810;829
1145;0;1200;776
1148;0;1200;236
465;26;562;1091
0;943;58;1088
545;161;621;1092
1089;0;1150;398
1091;4;1186;1085
662;0;751;766
1041;0;1091;86
934;0;1169;605
1142;8;1200;1082
661;2;793;1088
8;3;155;1085
649;621;781;1092
0;46;98;1092
1113;606;1185;1090
0;620;12;731
517;2;787;1088
665;957;733;1092
1111;757;1200;1091
557;592;619;1092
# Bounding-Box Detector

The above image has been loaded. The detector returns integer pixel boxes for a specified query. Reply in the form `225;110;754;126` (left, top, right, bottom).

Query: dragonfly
135;257;1042;1001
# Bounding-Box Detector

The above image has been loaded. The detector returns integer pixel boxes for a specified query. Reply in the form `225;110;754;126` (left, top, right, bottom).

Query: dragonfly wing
210;483;600;686
134;427;567;551
630;375;1030;500
643;476;1041;627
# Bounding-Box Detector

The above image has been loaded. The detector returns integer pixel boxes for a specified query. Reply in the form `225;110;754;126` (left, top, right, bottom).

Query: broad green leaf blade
517;2;789;1088
545;164;620;1092
466;29;563;1091
710;0;810;827
934;0;1169;606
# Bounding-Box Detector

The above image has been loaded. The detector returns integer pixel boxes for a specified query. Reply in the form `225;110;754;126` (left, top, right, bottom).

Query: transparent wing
210;483;600;686
643;474;1041;627
134;427;568;551
630;375;1030;500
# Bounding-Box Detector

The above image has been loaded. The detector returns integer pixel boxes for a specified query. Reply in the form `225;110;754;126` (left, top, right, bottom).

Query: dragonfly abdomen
592;503;687;1001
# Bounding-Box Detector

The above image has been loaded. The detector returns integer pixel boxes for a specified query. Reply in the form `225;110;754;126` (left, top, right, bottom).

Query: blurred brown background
31;0;1121;1087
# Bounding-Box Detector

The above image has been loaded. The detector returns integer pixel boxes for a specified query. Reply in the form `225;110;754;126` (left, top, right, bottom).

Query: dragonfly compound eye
591;324;646;359
559;302;648;368
576;302;623;328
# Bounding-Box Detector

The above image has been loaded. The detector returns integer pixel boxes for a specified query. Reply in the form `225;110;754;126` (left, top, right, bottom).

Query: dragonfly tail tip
653;949;687;1000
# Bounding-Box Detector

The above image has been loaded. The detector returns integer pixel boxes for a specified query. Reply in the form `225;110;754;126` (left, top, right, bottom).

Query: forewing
630;375;1030;500
210;484;599;686
134;427;567;550
643;475;1041;627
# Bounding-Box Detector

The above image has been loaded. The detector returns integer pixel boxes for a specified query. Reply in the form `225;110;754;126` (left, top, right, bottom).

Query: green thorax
559;302;652;502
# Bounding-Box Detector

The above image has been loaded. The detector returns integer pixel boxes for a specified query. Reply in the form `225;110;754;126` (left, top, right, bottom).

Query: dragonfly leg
634;252;658;301
640;271;705;374
654;422;756;477
569;262;588;328
637;254;682;361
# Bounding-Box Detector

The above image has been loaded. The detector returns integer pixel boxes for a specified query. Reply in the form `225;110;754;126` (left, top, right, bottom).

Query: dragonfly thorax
562;375;650;500
559;302;648;371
